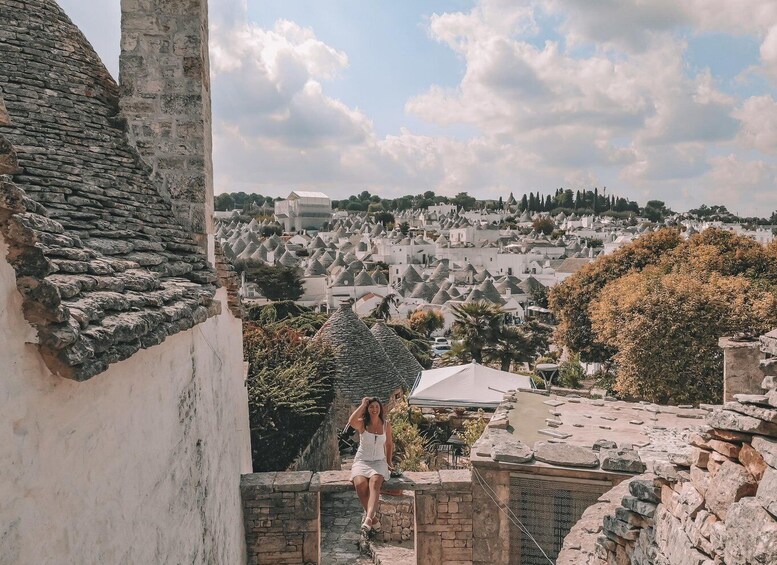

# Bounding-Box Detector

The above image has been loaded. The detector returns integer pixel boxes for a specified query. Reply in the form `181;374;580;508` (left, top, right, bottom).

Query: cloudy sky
57;0;777;216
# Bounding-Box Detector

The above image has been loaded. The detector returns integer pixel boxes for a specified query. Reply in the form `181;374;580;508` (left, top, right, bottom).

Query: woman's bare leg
366;475;384;521
353;476;370;513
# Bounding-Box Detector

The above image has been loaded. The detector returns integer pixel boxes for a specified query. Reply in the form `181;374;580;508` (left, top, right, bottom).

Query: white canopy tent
408;362;535;409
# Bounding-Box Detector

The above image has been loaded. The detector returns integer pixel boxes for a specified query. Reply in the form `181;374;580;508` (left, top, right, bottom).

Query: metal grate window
509;473;611;564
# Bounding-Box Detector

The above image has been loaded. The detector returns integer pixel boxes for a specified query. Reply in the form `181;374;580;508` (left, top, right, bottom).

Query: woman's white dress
350;421;390;481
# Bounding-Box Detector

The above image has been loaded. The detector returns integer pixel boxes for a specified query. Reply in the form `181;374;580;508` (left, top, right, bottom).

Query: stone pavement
320;491;372;564
320;491;415;565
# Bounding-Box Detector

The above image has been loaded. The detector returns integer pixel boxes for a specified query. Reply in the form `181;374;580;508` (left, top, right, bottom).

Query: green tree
591;269;777;404
451;301;504;363
548;228;683;364
486;320;551;372
399;221;410;235
214;192;235;211
532;216;555;235
558;353;585;389
371;293;399;321
241;263;304;301
408;309;444;337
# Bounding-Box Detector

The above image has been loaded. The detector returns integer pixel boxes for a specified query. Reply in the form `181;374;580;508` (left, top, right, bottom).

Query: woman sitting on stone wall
348;396;394;534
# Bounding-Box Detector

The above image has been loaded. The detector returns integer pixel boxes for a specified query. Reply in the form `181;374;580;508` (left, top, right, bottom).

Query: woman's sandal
361;516;372;535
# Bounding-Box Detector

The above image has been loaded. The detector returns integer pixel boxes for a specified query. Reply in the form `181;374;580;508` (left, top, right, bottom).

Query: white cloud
205;0;777;216
733;95;777;155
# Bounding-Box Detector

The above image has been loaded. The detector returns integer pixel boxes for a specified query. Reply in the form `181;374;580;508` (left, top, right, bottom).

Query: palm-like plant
486;321;550;372
450;301;504;363
371;293;399;321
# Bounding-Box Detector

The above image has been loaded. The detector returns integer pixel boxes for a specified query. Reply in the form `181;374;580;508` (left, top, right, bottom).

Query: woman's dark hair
363;397;385;427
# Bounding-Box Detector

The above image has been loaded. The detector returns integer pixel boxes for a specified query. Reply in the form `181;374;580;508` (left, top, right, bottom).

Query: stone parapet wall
241;472;319;565
376;492;414;543
241;469;474;564
586;357;777;564
415;470;474;564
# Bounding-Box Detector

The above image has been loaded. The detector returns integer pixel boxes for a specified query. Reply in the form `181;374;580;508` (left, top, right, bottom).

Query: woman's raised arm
348;397;370;433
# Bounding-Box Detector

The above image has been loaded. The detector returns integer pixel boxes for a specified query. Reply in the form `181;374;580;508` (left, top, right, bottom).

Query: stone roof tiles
314;303;406;403
0;1;220;381
370;321;423;389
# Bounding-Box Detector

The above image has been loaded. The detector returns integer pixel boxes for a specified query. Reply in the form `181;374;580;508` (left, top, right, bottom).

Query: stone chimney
119;0;214;249
719;336;767;402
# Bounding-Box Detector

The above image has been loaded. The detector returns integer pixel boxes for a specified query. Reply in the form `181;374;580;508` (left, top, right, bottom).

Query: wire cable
471;466;554;565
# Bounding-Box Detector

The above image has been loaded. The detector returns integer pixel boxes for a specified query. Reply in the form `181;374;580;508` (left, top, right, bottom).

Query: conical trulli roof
354;269;375;286
315;303;407;403
477;279;505;305
430;288;451;305
402;265;423;284
371;269;388;285
370;321;423;389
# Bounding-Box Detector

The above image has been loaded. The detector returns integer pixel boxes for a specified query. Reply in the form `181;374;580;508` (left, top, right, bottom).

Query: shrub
461;410;488;447
244;323;337;471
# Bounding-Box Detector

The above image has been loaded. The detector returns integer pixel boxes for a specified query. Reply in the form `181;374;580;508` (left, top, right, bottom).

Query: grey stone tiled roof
354;269;375;286
370;321;422;388
314;303;406;403
0;1;219;381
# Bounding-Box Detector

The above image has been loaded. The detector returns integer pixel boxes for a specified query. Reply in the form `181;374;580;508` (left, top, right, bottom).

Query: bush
388;397;430;471
461;411;487;447
558;353;585;389
244;323;337;471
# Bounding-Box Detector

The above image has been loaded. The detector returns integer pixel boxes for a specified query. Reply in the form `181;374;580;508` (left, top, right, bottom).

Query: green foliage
244;323;337;471
591;269;777;404
451;301;549;370
558;353;585;389
408;309;444;337
388;397;432;471
247;302;329;337
370;293;399;321
549;228;683;363
532;216;555;235
461;411;488;447
237;263;304;301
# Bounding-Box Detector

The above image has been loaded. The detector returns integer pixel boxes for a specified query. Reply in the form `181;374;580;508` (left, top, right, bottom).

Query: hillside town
215;190;775;324
3;2;777;565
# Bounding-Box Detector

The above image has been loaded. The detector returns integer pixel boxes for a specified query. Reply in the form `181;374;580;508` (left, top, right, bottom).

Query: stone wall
580;339;777;565
240;469;474;565
287;394;343;473
241;472;319;565
119;0;214;240
415;470;474;564
376;492;414;543
0;245;251;564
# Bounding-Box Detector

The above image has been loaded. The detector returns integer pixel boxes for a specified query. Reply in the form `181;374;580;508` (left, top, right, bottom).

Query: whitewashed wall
0;240;251;565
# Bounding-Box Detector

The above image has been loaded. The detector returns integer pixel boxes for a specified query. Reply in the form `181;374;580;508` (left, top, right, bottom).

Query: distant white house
274;190;332;232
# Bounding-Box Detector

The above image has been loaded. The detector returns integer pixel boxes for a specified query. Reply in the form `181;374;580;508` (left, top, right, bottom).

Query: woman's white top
350;420;390;481
355;421;387;461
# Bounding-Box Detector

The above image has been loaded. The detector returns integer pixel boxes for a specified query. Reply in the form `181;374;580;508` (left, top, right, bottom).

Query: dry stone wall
575;334;777;565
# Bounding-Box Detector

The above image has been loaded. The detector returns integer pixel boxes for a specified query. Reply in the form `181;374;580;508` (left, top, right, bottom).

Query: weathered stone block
738;442;767;481
273;471;313;492
707;439;741;458
707;408;777;436
691;448;709;469
600;448;646;473
757;466;777;517
723;497;777;564
724;401;777;424
752;435;777;468
705;460;758;520
622;495;657;518
629;479;660;503
533;441;599;468
490;437;533;464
